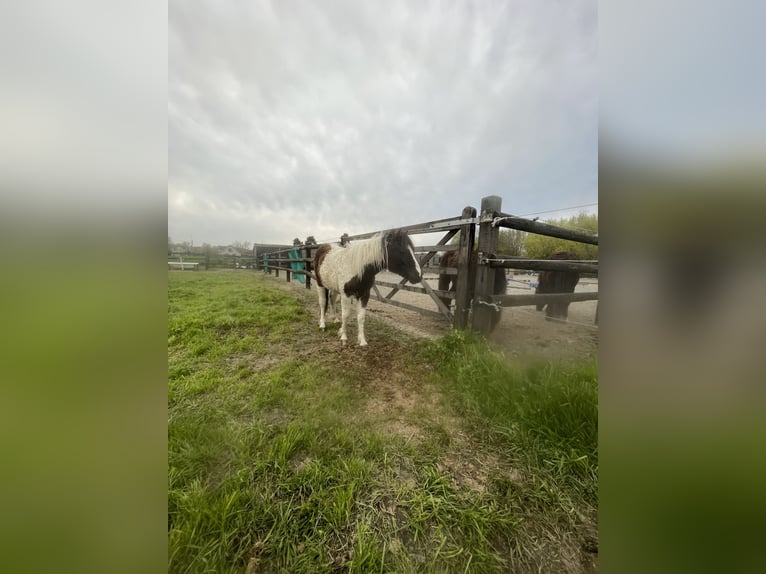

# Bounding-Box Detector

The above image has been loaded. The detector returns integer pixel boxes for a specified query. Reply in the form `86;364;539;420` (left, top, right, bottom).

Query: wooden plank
472;196;502;334
487;258;599;274
370;296;446;321
423;266;457;275
168;262;199;270
346;217;475;241
303;244;312;289
267;257;313;263
415;229;457;268
384;229;458;299
420;277;454;322
414;244;460;252
266;265;315;278
375;280;455;299
454;206;477;330
493;212;598;245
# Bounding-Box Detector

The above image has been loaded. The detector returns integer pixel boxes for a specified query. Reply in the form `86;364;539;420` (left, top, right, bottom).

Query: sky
168;0;598;247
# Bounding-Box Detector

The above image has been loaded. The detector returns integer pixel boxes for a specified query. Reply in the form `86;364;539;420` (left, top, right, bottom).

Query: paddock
258;194;598;347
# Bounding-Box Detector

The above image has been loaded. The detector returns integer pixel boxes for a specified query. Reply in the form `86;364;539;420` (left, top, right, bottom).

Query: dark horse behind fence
438;250;508;332
314;229;421;347
535;251;580;320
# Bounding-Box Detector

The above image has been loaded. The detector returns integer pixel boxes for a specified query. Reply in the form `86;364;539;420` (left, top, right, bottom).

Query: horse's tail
313;243;332;288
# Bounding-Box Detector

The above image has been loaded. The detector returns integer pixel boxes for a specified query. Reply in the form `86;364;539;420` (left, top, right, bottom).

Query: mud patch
438;434;524;494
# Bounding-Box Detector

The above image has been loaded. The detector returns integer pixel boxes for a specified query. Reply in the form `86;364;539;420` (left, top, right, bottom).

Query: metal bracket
426;217;479;230
477;299;503;312
489;215;518;227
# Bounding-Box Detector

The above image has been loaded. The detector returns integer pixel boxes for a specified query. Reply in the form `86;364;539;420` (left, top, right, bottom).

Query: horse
437;249;508;332
535;251;580;320
313;229;422;347
437;250;462;309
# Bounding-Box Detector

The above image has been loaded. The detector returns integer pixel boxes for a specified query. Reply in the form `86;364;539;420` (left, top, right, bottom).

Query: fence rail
485;257;599;274
491;212;598;245
489;291;599;307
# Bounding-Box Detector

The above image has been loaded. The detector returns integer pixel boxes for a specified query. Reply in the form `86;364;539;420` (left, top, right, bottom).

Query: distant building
218;246;244;256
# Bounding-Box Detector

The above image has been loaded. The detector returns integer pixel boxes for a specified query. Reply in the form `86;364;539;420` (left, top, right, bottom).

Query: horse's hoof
340;339;347;347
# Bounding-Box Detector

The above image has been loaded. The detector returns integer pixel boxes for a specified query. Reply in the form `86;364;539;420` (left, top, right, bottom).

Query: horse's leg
317;285;328;330
328;290;339;323
545;302;555;320
338;294;351;345
438;273;452;310
536;287;546;312
490;308;502;332
357;294;370;347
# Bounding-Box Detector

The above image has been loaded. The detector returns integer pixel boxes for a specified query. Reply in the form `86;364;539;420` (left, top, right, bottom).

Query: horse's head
385;230;421;284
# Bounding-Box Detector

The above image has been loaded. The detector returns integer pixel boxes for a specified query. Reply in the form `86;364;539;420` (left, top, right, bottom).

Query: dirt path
262;269;598;363
251;271;596;571
367;271;598;363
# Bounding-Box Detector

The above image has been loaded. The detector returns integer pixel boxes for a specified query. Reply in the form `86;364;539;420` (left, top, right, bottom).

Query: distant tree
523;212;598;260
497;229;527;256
201;243;214;269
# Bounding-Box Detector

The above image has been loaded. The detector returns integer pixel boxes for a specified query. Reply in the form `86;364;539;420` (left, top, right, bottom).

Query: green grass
422;330;598;500
168;271;598;573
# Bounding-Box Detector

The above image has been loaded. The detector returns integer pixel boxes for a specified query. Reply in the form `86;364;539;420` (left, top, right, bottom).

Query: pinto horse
314;229;421;347
535;251;580;320
438;250;508;332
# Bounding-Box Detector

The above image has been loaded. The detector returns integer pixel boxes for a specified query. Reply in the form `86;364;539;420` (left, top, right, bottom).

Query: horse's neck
345;236;386;276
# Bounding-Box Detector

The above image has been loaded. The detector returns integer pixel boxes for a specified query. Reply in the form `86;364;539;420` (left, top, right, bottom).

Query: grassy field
168;271;598;573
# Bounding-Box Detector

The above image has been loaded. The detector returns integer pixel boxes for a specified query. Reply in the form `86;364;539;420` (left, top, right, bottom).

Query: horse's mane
342;234;386;277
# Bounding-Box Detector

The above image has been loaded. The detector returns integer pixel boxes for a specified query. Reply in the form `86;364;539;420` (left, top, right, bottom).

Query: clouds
601;1;766;165
169;0;597;245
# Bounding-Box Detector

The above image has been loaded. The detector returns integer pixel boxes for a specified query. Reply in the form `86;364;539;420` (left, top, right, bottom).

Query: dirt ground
366;271;599;363
265;269;598;363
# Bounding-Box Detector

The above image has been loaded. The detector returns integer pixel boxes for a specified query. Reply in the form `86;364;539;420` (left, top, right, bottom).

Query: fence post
453;206;477;330
472;195;502;334
304;241;313;290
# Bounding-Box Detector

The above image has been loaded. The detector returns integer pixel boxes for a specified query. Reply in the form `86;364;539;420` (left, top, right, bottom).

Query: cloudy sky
169;0;597;247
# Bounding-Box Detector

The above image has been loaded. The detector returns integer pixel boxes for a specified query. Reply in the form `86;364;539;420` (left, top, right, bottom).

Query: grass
168;270;598;573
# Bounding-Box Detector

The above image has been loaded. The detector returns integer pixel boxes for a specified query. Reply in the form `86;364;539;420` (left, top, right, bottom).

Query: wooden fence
168;254;262;270
260;195;598;334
